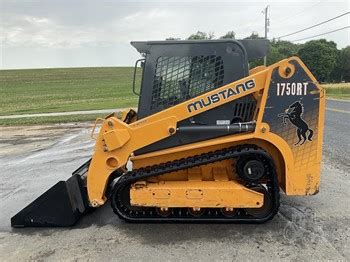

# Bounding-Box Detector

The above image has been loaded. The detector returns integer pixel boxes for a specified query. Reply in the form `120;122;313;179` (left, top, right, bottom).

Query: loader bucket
11;174;89;227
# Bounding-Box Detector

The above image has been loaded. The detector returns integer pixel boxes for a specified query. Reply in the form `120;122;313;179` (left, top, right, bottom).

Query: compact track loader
11;39;325;227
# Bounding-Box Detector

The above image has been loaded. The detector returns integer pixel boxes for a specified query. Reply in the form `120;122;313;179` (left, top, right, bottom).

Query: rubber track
111;145;280;223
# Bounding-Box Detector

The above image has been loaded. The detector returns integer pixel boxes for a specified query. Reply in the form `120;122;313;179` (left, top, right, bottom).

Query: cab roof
130;39;269;61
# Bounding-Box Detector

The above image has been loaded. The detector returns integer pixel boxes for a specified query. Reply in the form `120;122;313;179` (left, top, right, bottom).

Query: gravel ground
0;101;349;261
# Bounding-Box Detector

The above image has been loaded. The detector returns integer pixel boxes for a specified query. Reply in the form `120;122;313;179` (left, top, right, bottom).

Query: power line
290;26;350;42
277;11;350;39
274;0;323;25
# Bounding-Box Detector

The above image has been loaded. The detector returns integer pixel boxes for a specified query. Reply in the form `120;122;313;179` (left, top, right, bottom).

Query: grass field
322;83;350;99
0;67;349;125
0;67;139;116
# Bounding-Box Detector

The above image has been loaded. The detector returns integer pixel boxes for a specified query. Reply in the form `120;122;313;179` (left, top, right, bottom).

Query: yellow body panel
87;57;325;207
130;181;264;208
103;129;130;151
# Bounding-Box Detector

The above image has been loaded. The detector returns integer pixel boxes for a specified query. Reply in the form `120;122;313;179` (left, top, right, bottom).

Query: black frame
132;40;252;119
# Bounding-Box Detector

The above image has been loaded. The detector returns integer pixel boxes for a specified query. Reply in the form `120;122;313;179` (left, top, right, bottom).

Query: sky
0;0;349;69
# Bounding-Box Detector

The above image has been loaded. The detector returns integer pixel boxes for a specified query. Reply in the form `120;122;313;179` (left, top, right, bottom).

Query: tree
331;46;350;82
220;31;236;39
297;39;338;82
265;40;301;65
165;37;181;41
187;31;215;40
244;32;263;40
272;40;300;58
266;45;285;65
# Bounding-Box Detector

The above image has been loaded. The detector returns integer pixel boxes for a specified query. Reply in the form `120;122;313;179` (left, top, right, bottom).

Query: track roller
236;157;265;183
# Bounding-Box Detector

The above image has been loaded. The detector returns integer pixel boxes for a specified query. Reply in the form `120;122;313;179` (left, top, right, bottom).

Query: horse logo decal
278;100;314;145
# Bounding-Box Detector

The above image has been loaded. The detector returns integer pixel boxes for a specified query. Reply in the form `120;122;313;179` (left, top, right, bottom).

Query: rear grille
232;100;256;122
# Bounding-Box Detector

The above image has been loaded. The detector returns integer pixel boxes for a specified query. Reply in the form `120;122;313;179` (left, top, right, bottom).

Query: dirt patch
0;123;91;156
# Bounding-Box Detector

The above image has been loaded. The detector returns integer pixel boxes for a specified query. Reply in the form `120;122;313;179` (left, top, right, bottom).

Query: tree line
166;31;350;83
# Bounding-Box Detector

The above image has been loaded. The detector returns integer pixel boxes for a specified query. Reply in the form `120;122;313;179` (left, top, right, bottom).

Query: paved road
324;99;350;172
0;100;349;261
0;109;118;119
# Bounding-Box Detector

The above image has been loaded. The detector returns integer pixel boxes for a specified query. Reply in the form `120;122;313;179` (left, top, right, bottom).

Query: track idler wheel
156;208;172;217
237;157;265;183
114;184;144;213
221;208;236;217
188;208;205;217
244;185;273;219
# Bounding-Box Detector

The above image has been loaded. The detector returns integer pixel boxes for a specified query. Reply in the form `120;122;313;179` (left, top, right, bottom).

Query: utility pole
263;5;269;66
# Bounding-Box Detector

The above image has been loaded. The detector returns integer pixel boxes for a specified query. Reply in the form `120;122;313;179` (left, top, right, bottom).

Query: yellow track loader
11;39;325;227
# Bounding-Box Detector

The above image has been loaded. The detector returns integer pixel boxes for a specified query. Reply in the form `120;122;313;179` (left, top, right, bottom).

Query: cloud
1;6;180;48
0;0;349;69
2;14;107;48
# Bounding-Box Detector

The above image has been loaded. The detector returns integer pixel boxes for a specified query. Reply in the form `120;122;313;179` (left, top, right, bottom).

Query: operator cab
131;39;268;154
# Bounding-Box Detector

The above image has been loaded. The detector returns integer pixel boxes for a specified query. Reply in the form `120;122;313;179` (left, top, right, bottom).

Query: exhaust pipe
177;121;256;134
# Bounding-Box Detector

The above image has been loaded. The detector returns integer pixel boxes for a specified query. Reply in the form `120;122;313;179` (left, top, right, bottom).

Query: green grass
323;83;350;99
0;67;140;116
0;113;106;126
0;67;349;126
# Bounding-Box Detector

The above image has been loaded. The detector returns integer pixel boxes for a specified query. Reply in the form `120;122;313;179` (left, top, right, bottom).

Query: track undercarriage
111;145;280;223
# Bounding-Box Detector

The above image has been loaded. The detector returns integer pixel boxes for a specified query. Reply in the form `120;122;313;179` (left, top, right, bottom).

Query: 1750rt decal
277;82;308;96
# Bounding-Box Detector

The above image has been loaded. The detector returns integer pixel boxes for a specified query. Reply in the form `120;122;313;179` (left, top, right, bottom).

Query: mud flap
11;174;89;227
